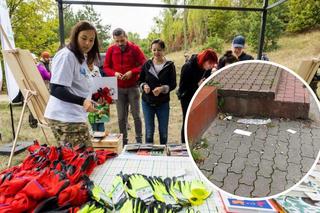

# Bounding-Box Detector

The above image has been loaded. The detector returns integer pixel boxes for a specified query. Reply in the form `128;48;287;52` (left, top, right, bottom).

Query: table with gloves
90;155;221;212
0;142;220;212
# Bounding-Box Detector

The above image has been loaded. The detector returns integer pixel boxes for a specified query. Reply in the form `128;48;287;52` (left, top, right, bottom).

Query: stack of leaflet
123;144;166;156
167;144;189;157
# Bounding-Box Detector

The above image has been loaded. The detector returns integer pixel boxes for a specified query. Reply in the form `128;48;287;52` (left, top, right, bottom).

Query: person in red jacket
103;28;146;145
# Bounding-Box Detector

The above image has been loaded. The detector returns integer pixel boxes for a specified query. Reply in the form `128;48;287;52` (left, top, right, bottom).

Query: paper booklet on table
123;144;166;156
166;144;188;157
92;131;106;139
102;133;121;142
92;133;121;140
167;144;187;151
219;192;278;213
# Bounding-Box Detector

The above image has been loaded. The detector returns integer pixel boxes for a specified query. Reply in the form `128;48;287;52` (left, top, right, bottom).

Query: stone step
215;63;281;99
214;62;310;119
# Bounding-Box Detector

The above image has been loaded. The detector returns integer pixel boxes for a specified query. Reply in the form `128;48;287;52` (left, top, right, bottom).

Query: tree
63;5;77;40
245;0;285;52
287;0;320;32
127;32;141;44
154;0;290;53
63;5;111;52
127;32;151;58
7;0;59;55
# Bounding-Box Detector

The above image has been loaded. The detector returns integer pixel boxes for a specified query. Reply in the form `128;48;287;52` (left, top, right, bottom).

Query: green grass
167;29;320;72
200;138;209;149
266;122;276;128
0;103;54;171
191;149;204;164
267;30;320;71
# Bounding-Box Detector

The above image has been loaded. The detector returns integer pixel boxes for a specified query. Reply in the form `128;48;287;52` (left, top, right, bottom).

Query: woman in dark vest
178;49;218;143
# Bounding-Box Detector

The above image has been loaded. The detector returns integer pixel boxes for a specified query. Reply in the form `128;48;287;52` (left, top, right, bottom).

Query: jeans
91;123;105;132
180;96;192;144
116;86;142;145
142;100;169;145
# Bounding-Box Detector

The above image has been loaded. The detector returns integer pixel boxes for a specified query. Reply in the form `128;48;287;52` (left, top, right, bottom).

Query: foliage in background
127;32;152;58
63;5;111;52
150;0;319;53
5;1;111;56
287;0;320;32
201;34;223;53
7;0;59;56
246;0;285;52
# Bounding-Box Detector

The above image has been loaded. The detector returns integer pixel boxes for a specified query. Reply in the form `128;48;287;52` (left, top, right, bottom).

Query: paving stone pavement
196;117;320;198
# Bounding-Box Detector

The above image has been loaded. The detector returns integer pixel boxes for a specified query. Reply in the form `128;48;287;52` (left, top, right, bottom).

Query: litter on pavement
237;118;272;125
234;129;252;136
287;129;297;134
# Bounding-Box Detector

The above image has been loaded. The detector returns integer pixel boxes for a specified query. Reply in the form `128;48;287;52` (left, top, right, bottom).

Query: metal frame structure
57;0;288;59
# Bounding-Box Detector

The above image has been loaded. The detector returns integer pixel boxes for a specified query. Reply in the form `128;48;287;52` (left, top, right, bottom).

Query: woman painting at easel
177;49;218;144
44;21;99;148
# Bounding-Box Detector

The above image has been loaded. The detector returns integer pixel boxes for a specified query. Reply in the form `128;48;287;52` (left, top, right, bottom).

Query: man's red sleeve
103;46;116;76
131;45;147;74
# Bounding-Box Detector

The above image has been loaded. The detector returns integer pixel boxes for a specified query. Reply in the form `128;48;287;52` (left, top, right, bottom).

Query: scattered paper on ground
237;118;272;125
234;129;252;136
287;129;297;134
223;116;233;121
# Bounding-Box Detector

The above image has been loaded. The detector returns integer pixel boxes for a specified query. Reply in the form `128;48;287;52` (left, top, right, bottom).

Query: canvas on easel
296;58;320;84
296;58;320;99
1;25;50;167
2;49;49;124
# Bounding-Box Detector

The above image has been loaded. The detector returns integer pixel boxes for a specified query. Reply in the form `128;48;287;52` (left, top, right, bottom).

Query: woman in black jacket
138;39;177;145
178;49;218;143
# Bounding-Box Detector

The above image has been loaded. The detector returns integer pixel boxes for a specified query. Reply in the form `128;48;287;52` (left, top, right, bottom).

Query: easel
296;57;320;84
0;25;50;168
296;57;320;99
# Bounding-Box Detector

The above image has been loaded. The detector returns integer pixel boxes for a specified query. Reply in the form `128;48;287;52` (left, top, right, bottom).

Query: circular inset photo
186;61;320;198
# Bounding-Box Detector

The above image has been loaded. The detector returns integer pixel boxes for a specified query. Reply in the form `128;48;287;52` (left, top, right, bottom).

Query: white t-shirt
44;47;93;122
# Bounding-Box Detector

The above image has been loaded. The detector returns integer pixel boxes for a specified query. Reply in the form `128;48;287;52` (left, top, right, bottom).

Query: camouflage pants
48;119;92;147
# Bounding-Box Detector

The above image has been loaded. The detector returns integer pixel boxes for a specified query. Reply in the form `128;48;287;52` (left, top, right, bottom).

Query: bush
201;34;223;53
287;0;320;32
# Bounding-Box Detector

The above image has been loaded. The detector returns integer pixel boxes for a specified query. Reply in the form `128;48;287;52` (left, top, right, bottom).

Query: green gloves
164;178;211;207
91;184;113;209
78;201;108;213
119;198;147;213
91;173;212;212
126;174;155;204
179;181;203;206
190;180;211;200
150;177;176;204
107;174;129;210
